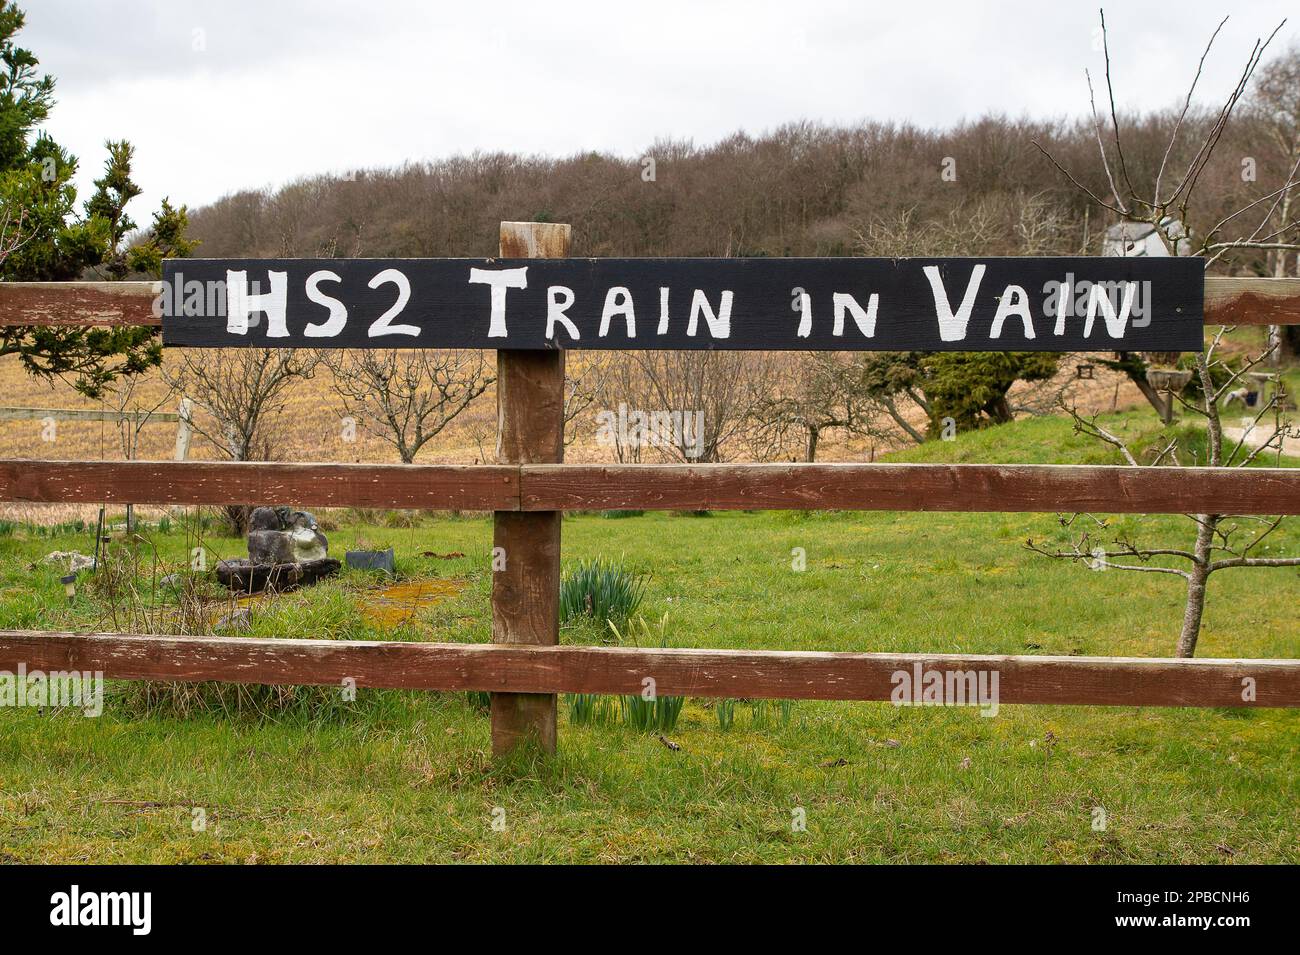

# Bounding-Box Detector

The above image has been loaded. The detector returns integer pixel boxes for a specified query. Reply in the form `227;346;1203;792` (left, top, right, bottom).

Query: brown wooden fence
1;221;1298;757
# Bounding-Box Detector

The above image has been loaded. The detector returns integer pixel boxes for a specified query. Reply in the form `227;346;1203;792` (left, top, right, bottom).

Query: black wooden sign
160;257;1203;351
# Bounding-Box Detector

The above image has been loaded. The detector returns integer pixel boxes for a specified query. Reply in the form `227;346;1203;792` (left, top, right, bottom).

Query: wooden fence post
491;220;570;756
174;397;193;462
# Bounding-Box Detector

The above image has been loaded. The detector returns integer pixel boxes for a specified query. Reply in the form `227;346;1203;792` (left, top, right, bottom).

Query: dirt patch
359;578;465;627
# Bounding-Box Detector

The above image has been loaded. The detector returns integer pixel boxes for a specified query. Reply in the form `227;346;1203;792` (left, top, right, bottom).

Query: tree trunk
1132;374;1173;424
1175;514;1216;658
223;504;252;537
1267;188;1293;367
990;395;1014;423
1112;353;1173;423
882;398;926;444
806;426;819;463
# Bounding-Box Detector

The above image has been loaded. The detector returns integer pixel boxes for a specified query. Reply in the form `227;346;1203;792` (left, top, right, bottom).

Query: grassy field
0;412;1296;863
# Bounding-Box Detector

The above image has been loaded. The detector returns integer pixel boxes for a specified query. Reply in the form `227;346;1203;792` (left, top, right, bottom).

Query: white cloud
23;0;1299;218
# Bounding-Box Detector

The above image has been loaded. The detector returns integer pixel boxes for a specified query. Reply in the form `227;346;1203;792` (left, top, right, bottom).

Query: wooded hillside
187;113;1291;271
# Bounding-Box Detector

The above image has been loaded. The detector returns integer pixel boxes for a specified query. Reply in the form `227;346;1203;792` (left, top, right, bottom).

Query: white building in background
1102;217;1191;257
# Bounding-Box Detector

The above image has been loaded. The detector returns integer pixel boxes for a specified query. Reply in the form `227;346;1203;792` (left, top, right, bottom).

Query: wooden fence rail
2;632;1296;708
0;407;181;423
0;460;518;510
518;462;1300;514
0;403;195;464
2;459;1298;515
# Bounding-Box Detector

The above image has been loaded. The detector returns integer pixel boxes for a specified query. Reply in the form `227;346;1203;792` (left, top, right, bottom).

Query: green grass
0;410;1296;862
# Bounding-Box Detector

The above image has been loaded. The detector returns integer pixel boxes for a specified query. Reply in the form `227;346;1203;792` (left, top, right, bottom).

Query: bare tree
1030;334;1299;657
1007;355;1117;419
747;352;899;461
0;206;31;266
102;374;181;532
461;400;498;464
629;351;773;463
325;349;492;463
562;352;613;447
1030;11;1300;657
595;354;647;462
164;348;320;533
583;351;771;463
1031;11;1296;267
104;375;180;463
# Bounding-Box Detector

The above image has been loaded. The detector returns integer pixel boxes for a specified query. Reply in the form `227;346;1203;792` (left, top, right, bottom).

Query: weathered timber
518;463;1300;515
491;221;569;756
0;461;1297;515
0;460;518;511
1204;276;1300;327
2;632;1295;708
0;281;158;327
0;407;180;423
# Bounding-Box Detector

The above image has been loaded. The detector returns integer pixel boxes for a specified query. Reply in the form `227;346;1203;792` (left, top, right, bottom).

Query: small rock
345;548;396;575
959;756;972;770
40;551;95;573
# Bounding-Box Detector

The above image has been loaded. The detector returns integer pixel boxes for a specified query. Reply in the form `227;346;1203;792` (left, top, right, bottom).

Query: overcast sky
24;0;1298;218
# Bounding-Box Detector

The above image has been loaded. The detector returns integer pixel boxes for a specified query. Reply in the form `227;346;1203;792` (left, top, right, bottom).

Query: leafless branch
1155;16;1229;205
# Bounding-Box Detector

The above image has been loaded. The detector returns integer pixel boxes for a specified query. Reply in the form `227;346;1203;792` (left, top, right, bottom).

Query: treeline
188;110;1291;272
